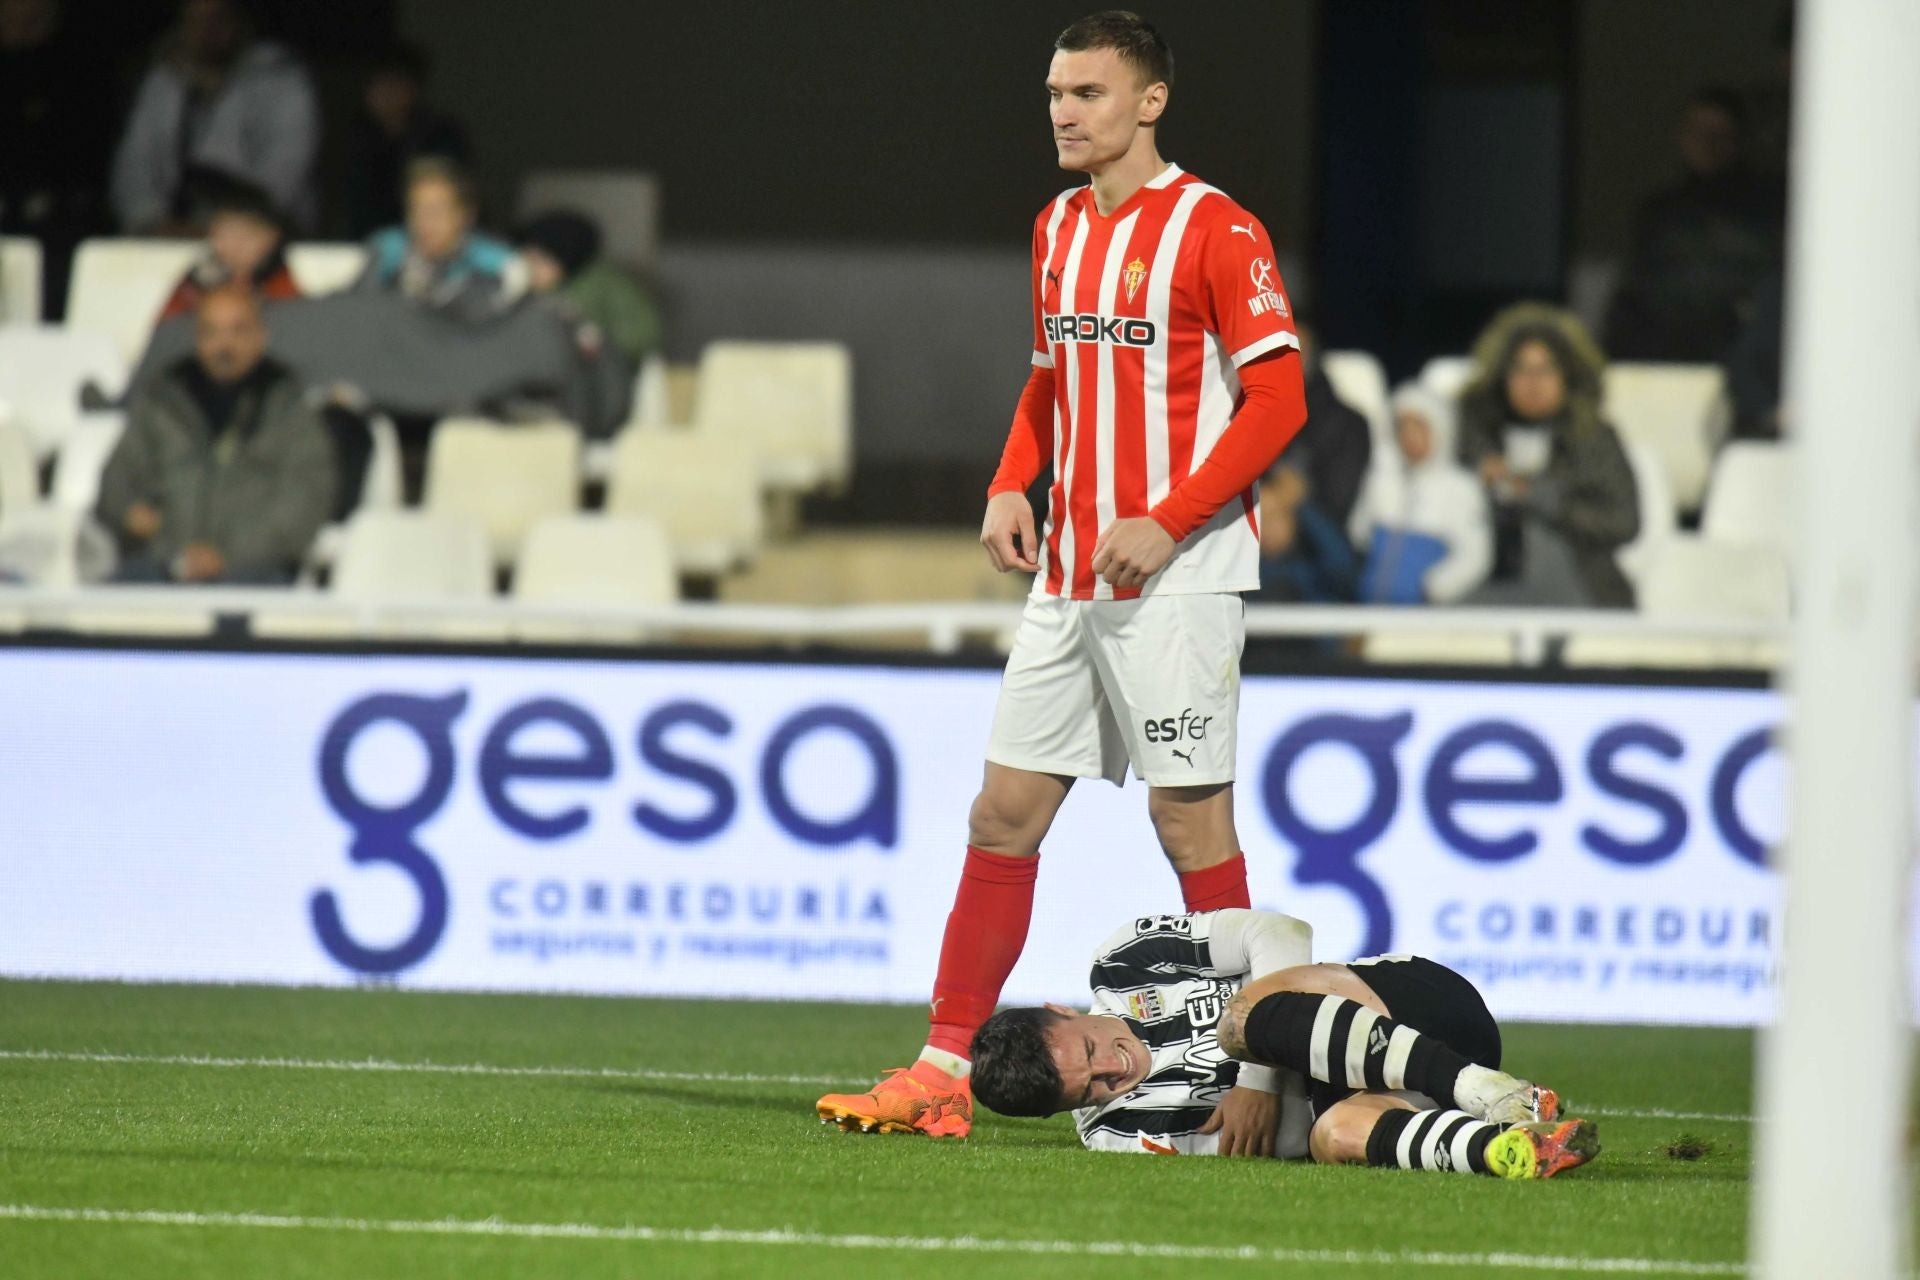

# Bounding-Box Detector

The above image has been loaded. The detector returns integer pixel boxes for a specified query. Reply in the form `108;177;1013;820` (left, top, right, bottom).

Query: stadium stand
694;340;853;496
285;243;369;295
604;427;764;576
48;411;126;512
422;418;582;565
0;414;37;516
1;236;43;323
0;325;127;460
1360;629;1516;665
1602;362;1732;512
1700;441;1792;553
512;513;677;643
1320;348;1391;448
1614;439;1678;590
1417;354;1476;405
66;238;199;363
1564;536;1788;669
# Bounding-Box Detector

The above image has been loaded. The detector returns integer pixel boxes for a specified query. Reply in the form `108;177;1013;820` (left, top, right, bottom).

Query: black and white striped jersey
1072;909;1311;1157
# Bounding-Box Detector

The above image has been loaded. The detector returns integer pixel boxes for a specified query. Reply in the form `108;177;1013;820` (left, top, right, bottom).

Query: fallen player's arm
1194;909;1314;1156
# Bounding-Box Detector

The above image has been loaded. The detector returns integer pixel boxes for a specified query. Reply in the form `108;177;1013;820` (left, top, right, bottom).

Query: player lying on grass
963;910;1598;1180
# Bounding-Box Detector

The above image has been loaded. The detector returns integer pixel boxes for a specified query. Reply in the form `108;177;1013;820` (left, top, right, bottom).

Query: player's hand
981;490;1040;573
1090;517;1175;590
1197;1086;1278;1158
177;542;226;583
124;502;162;541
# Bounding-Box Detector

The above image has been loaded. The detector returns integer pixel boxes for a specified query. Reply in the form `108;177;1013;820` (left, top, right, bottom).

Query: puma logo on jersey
1230;222;1255;239
1045;267;1062;294
1368;1024;1390;1056
1171;747;1195;766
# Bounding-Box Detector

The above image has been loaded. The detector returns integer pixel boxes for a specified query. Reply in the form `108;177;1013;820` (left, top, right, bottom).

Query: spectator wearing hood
517;210;662;367
1457;303;1639;609
154;177;300;326
1350;383;1491;604
353;157;522;323
109;0;320;234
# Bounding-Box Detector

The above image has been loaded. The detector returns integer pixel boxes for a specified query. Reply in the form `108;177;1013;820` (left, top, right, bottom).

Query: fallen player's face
1043;1010;1151;1111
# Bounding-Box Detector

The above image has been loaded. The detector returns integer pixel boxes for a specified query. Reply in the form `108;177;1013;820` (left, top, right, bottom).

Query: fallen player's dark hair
1056;10;1175;92
969;1007;1068;1117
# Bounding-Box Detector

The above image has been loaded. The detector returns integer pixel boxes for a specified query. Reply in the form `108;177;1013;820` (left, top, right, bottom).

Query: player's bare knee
966;788;1045;855
1308;1112;1366;1165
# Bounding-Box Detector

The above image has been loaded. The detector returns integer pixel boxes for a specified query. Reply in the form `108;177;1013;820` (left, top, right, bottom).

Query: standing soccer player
817;10;1308;1138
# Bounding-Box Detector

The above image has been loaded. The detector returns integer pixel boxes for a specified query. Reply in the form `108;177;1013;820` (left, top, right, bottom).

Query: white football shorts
985;591;1244;788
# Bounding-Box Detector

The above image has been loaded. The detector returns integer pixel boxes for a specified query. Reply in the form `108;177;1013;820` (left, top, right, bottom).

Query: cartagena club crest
1124;257;1148;302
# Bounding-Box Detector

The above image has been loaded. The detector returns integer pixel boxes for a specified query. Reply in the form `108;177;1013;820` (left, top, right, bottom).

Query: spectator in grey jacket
1456;303;1640;609
109;0;319;233
99;285;333;583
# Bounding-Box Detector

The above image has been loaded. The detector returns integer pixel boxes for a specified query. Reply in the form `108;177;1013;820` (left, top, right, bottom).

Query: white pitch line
0;1049;1758;1122
0;1048;843;1087
0;1204;1749;1275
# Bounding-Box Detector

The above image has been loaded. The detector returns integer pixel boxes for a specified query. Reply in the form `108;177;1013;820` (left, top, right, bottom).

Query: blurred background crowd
0;0;1797;656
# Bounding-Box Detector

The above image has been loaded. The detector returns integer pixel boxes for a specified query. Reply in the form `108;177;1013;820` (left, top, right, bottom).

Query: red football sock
926;846;1040;1058
1179;852;1250;912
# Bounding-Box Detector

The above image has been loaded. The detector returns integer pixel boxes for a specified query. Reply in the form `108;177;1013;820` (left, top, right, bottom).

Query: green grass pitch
0;980;1767;1277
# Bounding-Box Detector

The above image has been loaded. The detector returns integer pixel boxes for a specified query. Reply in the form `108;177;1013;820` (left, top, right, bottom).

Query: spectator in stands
1253;329;1369;604
109;0;320;235
1349;383;1491;605
344;42;471;239
517;209;663;367
353;158;523;322
98;285;333;584
1725;270;1784;440
1603;88;1784;364
0;0;113;318
1457;303;1639;609
154;177;301;325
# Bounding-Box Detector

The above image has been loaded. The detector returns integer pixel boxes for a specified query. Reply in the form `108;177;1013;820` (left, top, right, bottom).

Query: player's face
1047;48;1164;174
1042;1009;1150;1110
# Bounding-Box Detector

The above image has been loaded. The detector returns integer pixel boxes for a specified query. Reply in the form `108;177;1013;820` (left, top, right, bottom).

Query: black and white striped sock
1239;991;1495;1106
1364;1108;1500;1174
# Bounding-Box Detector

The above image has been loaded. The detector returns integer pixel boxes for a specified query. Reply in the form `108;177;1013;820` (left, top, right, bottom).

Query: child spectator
353;157;522;322
1349;383;1492;604
154;178;301;325
517;209;662;367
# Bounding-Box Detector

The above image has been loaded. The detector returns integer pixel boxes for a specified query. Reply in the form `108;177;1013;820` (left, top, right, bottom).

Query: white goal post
1752;0;1920;1275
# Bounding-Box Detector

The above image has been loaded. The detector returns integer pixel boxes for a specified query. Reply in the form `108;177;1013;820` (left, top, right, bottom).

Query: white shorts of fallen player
985;592;1245;788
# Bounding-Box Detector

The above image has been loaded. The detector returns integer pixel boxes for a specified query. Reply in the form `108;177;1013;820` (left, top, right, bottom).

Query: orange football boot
815;1062;973;1138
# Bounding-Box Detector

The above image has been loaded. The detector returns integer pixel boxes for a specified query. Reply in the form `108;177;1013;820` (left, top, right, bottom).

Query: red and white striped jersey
1028;164;1298;600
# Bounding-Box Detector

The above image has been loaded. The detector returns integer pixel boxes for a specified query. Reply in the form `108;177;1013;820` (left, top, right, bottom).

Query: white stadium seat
1;236;43;324
1361;630;1516;665
0;414;39;515
1320;349;1392;451
285;242;368;295
517;169;661;272
423;418;582;564
0;326;128;460
1602;363;1731;513
49;411;126;512
512;514;677;643
66;238;199;364
604;426;763;576
1614;440;1678;590
1701;441;1793;555
330;510;494;602
694;340;853;494
1418;355;1476;406
1565;535;1788;670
